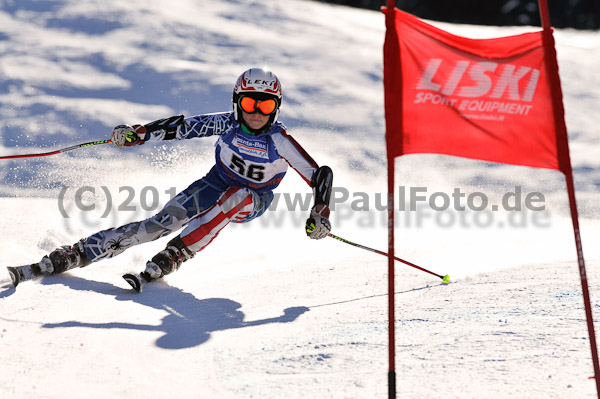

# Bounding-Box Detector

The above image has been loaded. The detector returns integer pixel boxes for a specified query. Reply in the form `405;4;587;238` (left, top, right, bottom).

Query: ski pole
0;139;112;160
327;233;450;283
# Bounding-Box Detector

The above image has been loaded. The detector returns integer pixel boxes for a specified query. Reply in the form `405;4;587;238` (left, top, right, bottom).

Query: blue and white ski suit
84;112;319;262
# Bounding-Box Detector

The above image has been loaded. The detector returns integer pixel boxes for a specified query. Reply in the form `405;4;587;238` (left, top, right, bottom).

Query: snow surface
0;0;599;398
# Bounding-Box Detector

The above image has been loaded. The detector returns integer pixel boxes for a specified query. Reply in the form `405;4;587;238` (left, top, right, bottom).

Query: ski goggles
238;96;278;115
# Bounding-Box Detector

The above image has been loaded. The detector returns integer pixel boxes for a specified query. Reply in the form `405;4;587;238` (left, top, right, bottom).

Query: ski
122;272;154;293
7;264;43;287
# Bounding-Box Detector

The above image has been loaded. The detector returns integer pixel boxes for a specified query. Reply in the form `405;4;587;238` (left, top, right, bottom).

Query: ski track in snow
0;1;599;398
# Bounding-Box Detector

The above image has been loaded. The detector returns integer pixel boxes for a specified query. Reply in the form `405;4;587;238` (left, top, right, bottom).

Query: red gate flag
384;9;561;171
383;4;599;399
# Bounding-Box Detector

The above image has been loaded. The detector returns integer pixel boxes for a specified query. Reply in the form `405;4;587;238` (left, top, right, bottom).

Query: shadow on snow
35;275;309;350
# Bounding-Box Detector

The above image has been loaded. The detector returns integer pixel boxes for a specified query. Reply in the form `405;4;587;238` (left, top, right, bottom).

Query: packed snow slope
0;1;599;398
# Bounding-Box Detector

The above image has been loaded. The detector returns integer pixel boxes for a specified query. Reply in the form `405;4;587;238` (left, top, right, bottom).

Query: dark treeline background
312;0;600;29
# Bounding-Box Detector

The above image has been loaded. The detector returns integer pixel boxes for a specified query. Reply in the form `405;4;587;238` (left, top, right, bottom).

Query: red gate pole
538;1;600;396
384;0;399;397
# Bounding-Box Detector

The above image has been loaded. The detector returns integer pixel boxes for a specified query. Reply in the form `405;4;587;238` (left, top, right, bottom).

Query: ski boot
123;236;195;292
7;240;91;287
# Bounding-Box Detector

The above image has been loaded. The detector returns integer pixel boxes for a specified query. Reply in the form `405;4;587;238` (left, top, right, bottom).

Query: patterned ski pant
82;167;273;262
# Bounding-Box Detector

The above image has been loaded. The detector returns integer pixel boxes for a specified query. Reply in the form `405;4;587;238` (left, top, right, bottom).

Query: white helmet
232;68;282;133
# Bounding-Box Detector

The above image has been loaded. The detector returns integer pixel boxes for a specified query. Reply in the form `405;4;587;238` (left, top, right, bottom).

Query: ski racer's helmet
233;68;282;134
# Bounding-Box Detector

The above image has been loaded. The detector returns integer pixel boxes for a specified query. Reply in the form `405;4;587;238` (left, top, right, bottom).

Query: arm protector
142;115;185;141
311;165;333;217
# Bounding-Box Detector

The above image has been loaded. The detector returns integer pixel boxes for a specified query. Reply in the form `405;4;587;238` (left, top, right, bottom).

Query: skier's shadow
41;276;309;350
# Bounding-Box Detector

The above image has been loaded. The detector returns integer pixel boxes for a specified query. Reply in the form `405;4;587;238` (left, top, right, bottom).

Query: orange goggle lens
239;97;277;115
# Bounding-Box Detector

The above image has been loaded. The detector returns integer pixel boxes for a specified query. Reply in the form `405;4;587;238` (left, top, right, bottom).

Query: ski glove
305;204;331;240
111;124;146;149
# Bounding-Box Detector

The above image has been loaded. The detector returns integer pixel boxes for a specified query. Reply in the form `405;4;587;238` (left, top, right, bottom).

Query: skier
8;67;333;291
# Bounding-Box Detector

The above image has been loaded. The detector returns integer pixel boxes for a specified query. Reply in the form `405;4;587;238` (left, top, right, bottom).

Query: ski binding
122;272;153;293
7;264;43;287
